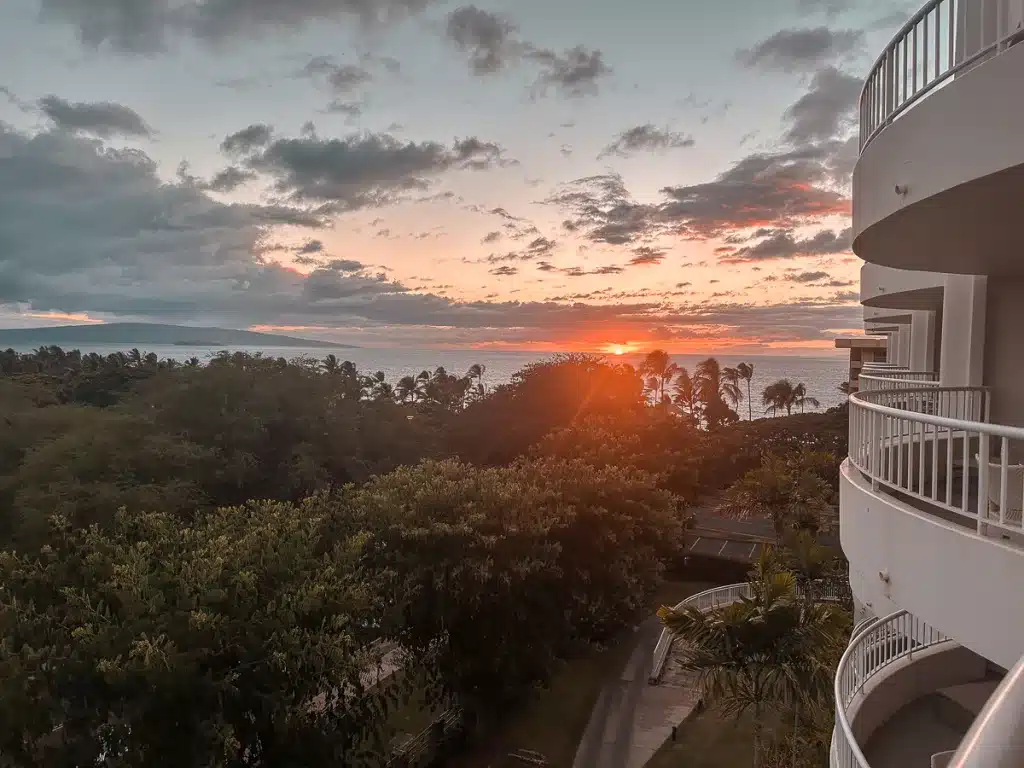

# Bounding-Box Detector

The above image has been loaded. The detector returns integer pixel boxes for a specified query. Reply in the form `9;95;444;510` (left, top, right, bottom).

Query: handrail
650;580;849;684
860;0;1024;152
946;652;1024;767
649;583;752;683
859;372;940;392
832;610;949;768
848;386;1024;539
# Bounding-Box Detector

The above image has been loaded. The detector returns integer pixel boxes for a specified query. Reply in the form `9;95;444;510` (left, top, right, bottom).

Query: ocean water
15;344;849;414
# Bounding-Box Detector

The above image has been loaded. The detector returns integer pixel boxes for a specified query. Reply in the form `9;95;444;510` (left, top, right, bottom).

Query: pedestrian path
571;618;701;768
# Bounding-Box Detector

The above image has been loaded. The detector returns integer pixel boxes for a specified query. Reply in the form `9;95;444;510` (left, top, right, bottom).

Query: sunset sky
0;0;914;352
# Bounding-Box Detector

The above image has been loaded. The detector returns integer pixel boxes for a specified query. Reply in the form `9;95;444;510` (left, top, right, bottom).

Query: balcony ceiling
865;312;912;325
855;161;1024;277
862;285;944;311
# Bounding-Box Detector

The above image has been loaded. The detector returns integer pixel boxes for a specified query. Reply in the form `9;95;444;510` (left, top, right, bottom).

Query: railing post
978;431;990;535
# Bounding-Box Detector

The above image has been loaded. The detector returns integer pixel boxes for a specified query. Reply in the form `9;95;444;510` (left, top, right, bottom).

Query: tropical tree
695;358;741;429
672;367;698;423
0;501;393;767
736;362;755;421
763;379;797;416
395;375;419;403
322;354;341;374
466;363;487;401
717;454;835;542
793;383;820;414
640;350;680;405
657;551;847;768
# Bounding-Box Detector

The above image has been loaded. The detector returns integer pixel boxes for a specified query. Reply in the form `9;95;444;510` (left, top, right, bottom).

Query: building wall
984;277;1024;428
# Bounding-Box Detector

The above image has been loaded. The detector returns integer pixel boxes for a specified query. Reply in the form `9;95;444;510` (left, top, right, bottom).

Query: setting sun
612;346;626;356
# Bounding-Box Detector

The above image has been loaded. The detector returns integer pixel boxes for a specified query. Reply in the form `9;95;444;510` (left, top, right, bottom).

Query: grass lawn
644;706;756;768
451;579;716;768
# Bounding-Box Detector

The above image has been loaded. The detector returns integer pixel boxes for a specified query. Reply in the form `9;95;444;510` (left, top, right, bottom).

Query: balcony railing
848;385;1024;538
859;371;940;391
861;0;1024;151
649;581;850;684
832;610;949;768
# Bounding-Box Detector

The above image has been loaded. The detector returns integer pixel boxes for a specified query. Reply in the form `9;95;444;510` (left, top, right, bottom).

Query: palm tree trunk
746;380;752;421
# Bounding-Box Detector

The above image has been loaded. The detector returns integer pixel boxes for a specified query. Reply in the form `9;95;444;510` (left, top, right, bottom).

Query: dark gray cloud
299;55;373;93
445;5;519;74
325;100;365;119
786;270;830;283
224;127;510;209
38;95;152;138
205;166;257;193
221;124;274;153
629;247;665;266
442;7;611;97
481;231;502;243
296;239;325;254
599;124;695;159
722;227;852;262
784;66;860;144
489;265;518;276
37;0;433;54
529;46;611;98
738;27;863;72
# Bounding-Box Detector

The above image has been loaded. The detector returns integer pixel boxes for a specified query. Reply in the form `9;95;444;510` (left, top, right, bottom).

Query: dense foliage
0;343;846;766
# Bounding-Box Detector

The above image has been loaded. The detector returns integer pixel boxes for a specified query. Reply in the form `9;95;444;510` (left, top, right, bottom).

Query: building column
910;310;937;372
940;275;987;387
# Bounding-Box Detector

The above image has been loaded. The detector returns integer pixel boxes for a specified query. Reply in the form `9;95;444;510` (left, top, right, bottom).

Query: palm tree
322;354;340;375
395;375;418;403
736;362;755;421
762;379;797;416
672;367;698;422
466;363;487;401
779;530;841;608
793;383;820;414
695;358;741;429
658;551;846;768
640;350;680;405
722;365;745;411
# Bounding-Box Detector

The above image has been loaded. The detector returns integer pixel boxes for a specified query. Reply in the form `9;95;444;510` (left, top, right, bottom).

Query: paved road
571;616;665;768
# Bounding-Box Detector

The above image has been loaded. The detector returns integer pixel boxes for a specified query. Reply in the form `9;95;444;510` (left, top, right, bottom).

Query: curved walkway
571;616;700;768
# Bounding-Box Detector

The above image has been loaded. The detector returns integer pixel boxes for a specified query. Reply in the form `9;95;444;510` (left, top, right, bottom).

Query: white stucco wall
841;460;1024;670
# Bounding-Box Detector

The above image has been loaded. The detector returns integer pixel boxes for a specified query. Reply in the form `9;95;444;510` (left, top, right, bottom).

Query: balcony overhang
860;264;946;311
835;336;887;350
853;39;1024;276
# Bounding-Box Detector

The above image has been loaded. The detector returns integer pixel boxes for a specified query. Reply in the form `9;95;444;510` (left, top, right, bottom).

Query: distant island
0;323;351;349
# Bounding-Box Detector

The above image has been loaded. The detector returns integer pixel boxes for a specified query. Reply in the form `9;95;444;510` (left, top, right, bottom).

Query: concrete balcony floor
863;693;969;768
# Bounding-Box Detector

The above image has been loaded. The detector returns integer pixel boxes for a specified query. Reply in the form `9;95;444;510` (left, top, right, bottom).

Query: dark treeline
0;344;847;767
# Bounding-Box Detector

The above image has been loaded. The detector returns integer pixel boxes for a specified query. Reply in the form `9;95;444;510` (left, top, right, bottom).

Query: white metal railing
649;580;849;683
861;0;1024;151
832;610;949;768
849;386;1024;538
650;583;752;683
861;363;902;369
859;371;940;391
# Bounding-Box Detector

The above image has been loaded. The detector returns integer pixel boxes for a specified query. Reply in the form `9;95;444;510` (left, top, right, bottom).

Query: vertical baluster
919;419;926;496
924;11;930;86
897;413;904;489
949;0;956;65
962;425;970;513
946;425;953;506
903;34;910;105
978;431;990;532
913;23;919;93
1000;435;1009;527
932;417;939;500
936;2;942;77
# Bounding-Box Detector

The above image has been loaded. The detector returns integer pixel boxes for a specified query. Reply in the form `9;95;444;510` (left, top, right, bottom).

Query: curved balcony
853;0;1024;275
648;581;849;683
842;384;1024;669
858;371;939;391
832;610;951;768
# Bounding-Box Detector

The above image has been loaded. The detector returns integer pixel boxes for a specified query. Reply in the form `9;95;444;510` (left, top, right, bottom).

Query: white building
834;1;1024;766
